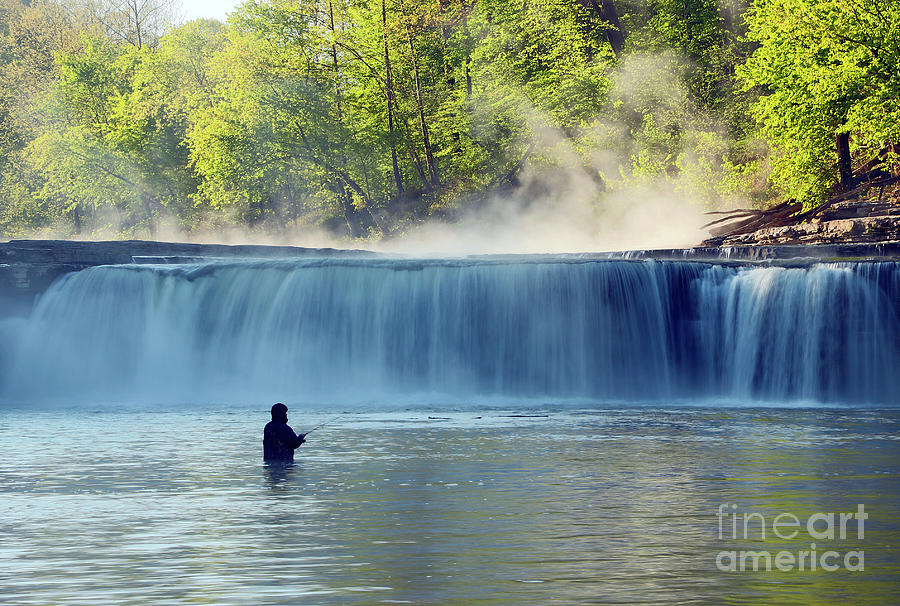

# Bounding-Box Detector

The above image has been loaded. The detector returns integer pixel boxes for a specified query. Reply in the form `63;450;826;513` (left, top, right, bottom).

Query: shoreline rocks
717;215;900;247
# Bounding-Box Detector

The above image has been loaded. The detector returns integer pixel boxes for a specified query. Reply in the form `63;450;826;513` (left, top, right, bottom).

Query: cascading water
1;258;898;405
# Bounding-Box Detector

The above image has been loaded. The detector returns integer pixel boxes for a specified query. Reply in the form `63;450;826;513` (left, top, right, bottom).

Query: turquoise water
1;406;898;604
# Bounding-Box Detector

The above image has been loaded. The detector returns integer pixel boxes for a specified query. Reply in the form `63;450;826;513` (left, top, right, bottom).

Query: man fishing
263;403;306;461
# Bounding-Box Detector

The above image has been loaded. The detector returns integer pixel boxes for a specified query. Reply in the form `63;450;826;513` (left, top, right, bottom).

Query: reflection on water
263;461;298;486
0;407;898;604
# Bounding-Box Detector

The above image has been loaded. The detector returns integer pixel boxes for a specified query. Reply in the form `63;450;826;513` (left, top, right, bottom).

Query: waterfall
2;258;898;406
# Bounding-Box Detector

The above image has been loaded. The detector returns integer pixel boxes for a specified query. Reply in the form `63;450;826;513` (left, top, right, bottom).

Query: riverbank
702;183;900;247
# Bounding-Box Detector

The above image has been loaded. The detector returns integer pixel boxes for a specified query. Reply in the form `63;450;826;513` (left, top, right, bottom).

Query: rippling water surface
1;407;898;604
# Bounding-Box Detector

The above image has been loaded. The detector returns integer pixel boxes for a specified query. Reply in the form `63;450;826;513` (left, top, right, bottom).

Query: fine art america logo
715;503;866;572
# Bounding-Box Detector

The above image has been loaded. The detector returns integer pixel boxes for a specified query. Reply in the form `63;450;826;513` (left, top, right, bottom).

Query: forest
0;0;897;243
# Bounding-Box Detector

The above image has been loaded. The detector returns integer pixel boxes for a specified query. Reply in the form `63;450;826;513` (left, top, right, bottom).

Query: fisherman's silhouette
263;403;306;461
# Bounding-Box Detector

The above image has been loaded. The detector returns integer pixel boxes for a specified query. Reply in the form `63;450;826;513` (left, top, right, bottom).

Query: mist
0;0;762;256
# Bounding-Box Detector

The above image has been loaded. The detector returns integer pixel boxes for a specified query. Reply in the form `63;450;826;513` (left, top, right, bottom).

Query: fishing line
304;415;341;435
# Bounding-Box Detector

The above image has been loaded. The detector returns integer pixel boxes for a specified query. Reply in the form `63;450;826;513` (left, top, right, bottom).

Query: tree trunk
400;116;428;184
584;0;625;57
329;0;377;232
836;132;853;191
143;194;156;238
328;1;342;119
890;142;900;178
382;0;404;195
404;22;439;187
340;188;369;238
131;1;143;49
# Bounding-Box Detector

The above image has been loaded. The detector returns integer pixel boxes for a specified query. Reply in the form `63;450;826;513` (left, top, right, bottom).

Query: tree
581;0;626;57
0;0;85;236
381;0;403;194
83;0;180;50
739;0;900;205
27;32;202;236
6;0;889;240
188;0;385;235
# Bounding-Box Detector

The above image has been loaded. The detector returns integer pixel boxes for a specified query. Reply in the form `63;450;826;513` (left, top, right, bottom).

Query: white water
2;258;898;406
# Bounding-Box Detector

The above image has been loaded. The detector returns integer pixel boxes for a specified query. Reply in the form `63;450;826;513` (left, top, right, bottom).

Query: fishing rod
303;415;341;436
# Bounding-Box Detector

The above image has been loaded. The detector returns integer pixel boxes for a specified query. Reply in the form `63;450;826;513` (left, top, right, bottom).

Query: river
1;255;898;603
1;408;898;604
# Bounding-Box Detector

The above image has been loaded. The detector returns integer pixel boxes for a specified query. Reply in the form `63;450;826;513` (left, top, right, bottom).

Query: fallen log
703;201;801;237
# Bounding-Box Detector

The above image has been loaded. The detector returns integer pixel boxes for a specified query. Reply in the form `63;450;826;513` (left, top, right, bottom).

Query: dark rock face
0;261;86;316
0;239;374;316
0;239;373;265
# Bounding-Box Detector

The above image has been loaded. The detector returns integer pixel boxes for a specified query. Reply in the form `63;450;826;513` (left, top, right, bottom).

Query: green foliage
0;0;86;235
471;0;612;125
0;0;895;240
740;0;900;206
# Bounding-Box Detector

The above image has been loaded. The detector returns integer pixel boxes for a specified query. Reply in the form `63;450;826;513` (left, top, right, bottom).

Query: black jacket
263;421;306;461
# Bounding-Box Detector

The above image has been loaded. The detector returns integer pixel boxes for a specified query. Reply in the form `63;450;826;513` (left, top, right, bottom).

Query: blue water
1;256;898;602
2;258;898;405
0;407;898;604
